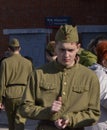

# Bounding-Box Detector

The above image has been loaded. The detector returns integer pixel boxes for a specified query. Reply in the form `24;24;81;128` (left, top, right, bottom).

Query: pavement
0;110;38;130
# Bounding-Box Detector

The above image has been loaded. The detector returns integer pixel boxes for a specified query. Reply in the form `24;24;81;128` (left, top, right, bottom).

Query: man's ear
77;43;81;47
77;43;81;50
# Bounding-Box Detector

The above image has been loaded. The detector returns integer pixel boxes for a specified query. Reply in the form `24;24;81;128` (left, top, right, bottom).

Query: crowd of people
0;24;107;130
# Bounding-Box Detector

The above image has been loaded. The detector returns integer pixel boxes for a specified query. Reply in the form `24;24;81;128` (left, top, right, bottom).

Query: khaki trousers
5;98;26;130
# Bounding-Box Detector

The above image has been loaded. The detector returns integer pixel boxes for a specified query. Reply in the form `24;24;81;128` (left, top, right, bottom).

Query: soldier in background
0;38;33;130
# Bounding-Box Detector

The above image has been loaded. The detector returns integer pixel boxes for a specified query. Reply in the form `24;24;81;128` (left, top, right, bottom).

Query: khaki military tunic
0;54;33;99
20;61;100;130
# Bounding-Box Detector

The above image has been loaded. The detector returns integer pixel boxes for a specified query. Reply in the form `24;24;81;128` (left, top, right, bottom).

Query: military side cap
55;24;79;43
9;38;20;47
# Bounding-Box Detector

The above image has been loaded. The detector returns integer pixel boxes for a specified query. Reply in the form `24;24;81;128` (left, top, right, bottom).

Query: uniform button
64;72;67;75
64;82;67;85
63;92;66;95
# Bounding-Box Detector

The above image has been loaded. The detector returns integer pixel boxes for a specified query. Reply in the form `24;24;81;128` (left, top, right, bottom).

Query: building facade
0;0;107;66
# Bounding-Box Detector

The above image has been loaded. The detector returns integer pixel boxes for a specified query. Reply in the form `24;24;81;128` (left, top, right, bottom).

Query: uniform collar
54;59;79;71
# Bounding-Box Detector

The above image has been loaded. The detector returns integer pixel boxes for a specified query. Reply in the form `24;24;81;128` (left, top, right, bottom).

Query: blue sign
45;16;72;28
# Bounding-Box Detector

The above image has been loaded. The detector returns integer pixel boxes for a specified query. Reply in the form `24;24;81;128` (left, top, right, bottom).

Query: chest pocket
72;85;89;93
40;82;56;93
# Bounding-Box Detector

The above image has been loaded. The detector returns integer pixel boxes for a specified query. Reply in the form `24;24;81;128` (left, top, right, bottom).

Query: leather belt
6;84;26;87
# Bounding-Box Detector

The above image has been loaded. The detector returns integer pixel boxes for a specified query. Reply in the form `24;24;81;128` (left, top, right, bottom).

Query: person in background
45;40;57;62
0;51;11;110
78;35;107;67
0;38;33;130
85;40;107;130
19;24;100;130
77;47;97;67
87;35;107;55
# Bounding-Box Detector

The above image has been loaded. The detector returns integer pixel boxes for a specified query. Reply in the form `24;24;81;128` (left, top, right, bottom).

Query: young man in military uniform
19;25;100;130
0;38;33;130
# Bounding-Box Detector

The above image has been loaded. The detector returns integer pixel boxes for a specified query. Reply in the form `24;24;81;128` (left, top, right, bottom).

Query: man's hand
54;118;69;129
51;97;62;113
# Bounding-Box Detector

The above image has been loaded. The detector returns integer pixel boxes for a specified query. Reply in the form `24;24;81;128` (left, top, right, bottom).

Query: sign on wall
45;16;72;28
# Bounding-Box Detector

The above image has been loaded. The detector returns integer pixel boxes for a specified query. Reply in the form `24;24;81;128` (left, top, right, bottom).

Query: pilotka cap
55;24;79;43
9;38;20;47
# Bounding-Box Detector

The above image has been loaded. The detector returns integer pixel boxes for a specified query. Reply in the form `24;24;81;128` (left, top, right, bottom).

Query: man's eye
60;49;65;51
68;49;73;52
